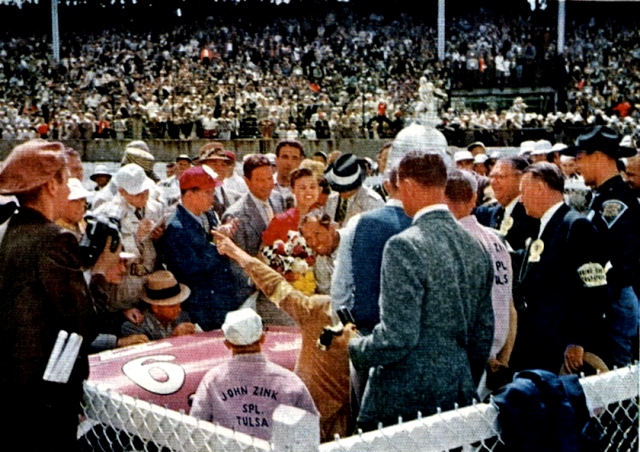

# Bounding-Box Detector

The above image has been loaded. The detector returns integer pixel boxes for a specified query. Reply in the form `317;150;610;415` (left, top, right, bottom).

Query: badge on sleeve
578;262;607;287
528;239;544;263
601;200;628;228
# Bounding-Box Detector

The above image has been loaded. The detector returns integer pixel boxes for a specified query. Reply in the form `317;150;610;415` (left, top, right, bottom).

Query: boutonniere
499;216;514;235
527;239;544;263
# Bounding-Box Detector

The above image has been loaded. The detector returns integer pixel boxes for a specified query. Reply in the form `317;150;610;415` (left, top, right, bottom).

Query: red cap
224;150;236;162
179;166;220;191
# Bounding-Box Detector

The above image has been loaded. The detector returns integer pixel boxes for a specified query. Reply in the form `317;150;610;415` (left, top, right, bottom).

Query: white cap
222;308;263;346
531;140;553;155
114;163;154;195
454;150;474;162
474;154;489;164
67;178;93;201
519;140;536;156
560;155;575;164
551;143;568;153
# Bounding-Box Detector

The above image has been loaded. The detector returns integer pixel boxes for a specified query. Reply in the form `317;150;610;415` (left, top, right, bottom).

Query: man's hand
215;217;239;239
136;218;154;241
171;322;196;336
117;334;149;347
213;230;252;267
123;307;144;325
331;323;359;350
150;222;165;240
564;345;585;373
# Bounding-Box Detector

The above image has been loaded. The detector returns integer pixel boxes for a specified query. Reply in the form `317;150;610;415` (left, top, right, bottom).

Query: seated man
121;270;196;341
190;308;318;440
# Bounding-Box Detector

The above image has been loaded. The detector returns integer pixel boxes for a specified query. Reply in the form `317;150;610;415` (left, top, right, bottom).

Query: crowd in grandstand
0;5;639;145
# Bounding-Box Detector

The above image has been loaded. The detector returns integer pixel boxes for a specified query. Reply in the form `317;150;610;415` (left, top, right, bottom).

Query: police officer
562;126;640;367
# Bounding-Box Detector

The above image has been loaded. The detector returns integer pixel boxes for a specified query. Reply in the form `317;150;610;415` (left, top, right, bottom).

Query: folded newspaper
43;330;83;384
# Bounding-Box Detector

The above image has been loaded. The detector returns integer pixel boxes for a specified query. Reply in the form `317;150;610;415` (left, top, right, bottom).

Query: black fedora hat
562;125;637;159
324;153;365;193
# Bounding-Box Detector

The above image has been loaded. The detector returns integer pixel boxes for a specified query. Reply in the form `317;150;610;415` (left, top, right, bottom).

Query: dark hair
275;139;305;158
290;167;315;188
445;169;478;203
300;210;332;229
312;151;327;163
318;177;331;195
397;151;447;188
523;162;565;193
498;156;529;173
243;154;271;179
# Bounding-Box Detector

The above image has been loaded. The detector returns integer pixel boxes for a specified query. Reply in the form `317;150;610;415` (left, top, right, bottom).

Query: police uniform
587;174;640;366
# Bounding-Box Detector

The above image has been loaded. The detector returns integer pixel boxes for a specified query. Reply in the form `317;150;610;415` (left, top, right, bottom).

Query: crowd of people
1;123;638;446
1;1;640;448
0;4;640;146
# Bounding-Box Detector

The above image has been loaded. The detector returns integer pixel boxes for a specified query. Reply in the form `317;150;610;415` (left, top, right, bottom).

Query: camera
78;215;121;268
316;308;355;351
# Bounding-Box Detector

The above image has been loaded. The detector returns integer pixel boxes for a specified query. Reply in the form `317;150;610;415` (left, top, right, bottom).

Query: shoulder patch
600;200;628;228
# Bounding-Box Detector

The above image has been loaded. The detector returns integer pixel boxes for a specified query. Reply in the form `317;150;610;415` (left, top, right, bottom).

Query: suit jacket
0;207;96;445
510;204;608;373
159;204;239;331
213;185;241;218
350;203;412;333
223;190;286;302
323;186;384;227
488;201;540;252
349;209;495;425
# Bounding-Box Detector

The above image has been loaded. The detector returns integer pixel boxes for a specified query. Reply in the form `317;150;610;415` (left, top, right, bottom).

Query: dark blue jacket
159;204;239;331
492;369;591;452
351;204;412;333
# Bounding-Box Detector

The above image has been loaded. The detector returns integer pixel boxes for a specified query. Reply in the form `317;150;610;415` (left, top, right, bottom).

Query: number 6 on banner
122;355;186;395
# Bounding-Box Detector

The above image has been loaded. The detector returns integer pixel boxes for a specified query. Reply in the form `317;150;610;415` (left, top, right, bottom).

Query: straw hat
140;270;191;306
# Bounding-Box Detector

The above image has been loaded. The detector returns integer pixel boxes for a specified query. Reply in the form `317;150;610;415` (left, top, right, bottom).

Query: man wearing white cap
191;308;318;440
454;150;475;172
91;163;165;321
90;164;112;191
529;140;552;164
56;178;94;240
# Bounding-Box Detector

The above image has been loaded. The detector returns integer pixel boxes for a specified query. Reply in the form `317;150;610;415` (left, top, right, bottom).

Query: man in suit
224;154;286;302
511;162;608;373
349;151;495;430
480;156;539;252
323;153;384;227
331;166;412;335
159;166;239;331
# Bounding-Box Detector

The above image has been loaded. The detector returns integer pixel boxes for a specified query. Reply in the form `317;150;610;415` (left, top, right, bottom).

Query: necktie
335;196;348;223
266;202;274;223
134;208;144;220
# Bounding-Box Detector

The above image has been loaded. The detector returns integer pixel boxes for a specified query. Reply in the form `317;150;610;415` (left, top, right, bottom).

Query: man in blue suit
159;166;239;331
331;166;411;335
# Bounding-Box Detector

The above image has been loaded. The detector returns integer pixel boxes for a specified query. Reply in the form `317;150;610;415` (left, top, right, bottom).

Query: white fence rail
80;364;638;451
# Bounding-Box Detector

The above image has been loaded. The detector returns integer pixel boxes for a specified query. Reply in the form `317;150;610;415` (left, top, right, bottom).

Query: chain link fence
80;364;638;451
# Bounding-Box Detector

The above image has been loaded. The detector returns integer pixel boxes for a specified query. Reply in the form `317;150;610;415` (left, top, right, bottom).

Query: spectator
56;177;93;241
90;164;113;191
159;166;239;331
121;270;196;341
323;153;384;227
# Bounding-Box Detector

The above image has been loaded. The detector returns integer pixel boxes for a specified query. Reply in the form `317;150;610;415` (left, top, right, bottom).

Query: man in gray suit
224;154;286;303
349;151;495;430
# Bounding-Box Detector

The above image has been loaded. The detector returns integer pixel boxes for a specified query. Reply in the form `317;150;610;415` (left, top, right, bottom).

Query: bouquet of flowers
261;231;317;296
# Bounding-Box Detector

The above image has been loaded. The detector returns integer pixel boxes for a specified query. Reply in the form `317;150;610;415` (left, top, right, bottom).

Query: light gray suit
223;190;286;302
349;208;495;426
